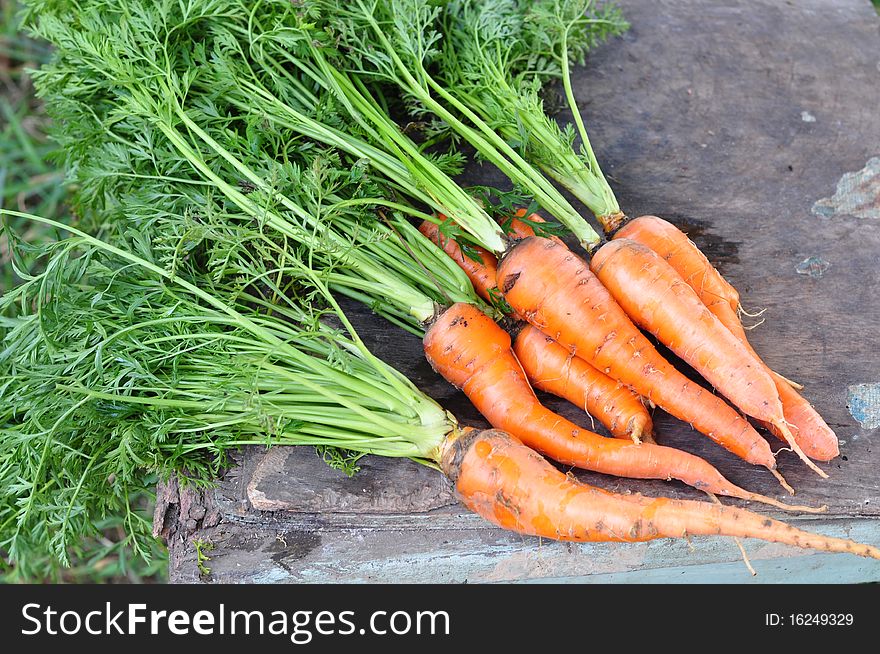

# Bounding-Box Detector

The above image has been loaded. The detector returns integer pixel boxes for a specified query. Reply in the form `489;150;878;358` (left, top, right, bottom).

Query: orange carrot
614;215;739;314
513;324;653;443
424;302;810;509
767;375;839;461
613;216;796;392
589;238;780;424
614;215;838;461
589;238;827;478
419;218;498;303
441;428;877;558
707;299;837;460
496;237;782;478
503;208;565;245
421;217;655;444
589;237;829;476
500;214;657;443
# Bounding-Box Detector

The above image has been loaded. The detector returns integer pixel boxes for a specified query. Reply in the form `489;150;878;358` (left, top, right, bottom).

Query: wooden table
157;0;880;583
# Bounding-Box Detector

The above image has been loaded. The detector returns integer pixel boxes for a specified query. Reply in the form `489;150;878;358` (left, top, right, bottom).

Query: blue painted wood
168;509;880;584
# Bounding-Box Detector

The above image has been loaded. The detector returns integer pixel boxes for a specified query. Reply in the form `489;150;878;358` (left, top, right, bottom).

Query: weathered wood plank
169;495;880;584
166;0;880;582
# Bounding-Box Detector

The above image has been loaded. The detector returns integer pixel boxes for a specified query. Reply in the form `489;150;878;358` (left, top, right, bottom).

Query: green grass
0;492;167;584
0;0;168;583
0;0;65;291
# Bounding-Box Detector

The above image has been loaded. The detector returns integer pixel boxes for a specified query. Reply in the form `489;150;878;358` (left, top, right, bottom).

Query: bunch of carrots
2;0;877;576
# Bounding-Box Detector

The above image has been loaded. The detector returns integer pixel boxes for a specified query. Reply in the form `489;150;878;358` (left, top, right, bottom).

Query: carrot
505;213;830;470
705;299;838;461
419;218;498;303
424;302;813;509
589;237;828;479
513;324;653;443
503;208;565;245
614;215;838;461
767;375;840;461
614;215;740;315
500;213;656;443
420;210;560;304
495;236;785;481
613;215;797;390
441;428;878;557
421;217;655;444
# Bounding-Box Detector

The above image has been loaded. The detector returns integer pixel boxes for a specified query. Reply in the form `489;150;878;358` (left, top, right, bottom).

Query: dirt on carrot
442;428;874;557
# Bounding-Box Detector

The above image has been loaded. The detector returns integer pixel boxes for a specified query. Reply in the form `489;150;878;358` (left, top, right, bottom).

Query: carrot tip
776;372;804;390
745;494;828;514
628;425;643;445
770;468;796;495
773;420;830;479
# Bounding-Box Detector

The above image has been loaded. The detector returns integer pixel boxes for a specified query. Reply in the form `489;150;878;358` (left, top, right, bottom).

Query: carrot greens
0;208;459;574
6;0;871;579
313;0;605;249
436;0;627;228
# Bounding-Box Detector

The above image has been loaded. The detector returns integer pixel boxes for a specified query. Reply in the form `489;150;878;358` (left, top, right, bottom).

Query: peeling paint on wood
848;383;880;430
795;256;830;278
800;111;816;123
812;157;880;220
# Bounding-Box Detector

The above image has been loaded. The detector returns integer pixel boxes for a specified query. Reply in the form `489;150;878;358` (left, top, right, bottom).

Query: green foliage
315;445;364;477
436;0;626;220
1;0;625;579
193;539;214;576
1;1;170;581
0;488;167;583
1;3;489;574
0;213;453;575
315;0;603;247
24;0;490;328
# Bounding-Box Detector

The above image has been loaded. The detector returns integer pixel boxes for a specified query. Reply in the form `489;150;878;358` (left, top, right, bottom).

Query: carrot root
441;428;880;559
740;494;827;514
738;304;768;319
775;372;805;391
425;303;778;501
419;218;498;303
707;493;757;576
512;323;654;444
770;468;796;495
636;432;656;445
614;215;835;460
424;218;657;445
591;238;789;428
497;236;778;470
772;419;830;479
